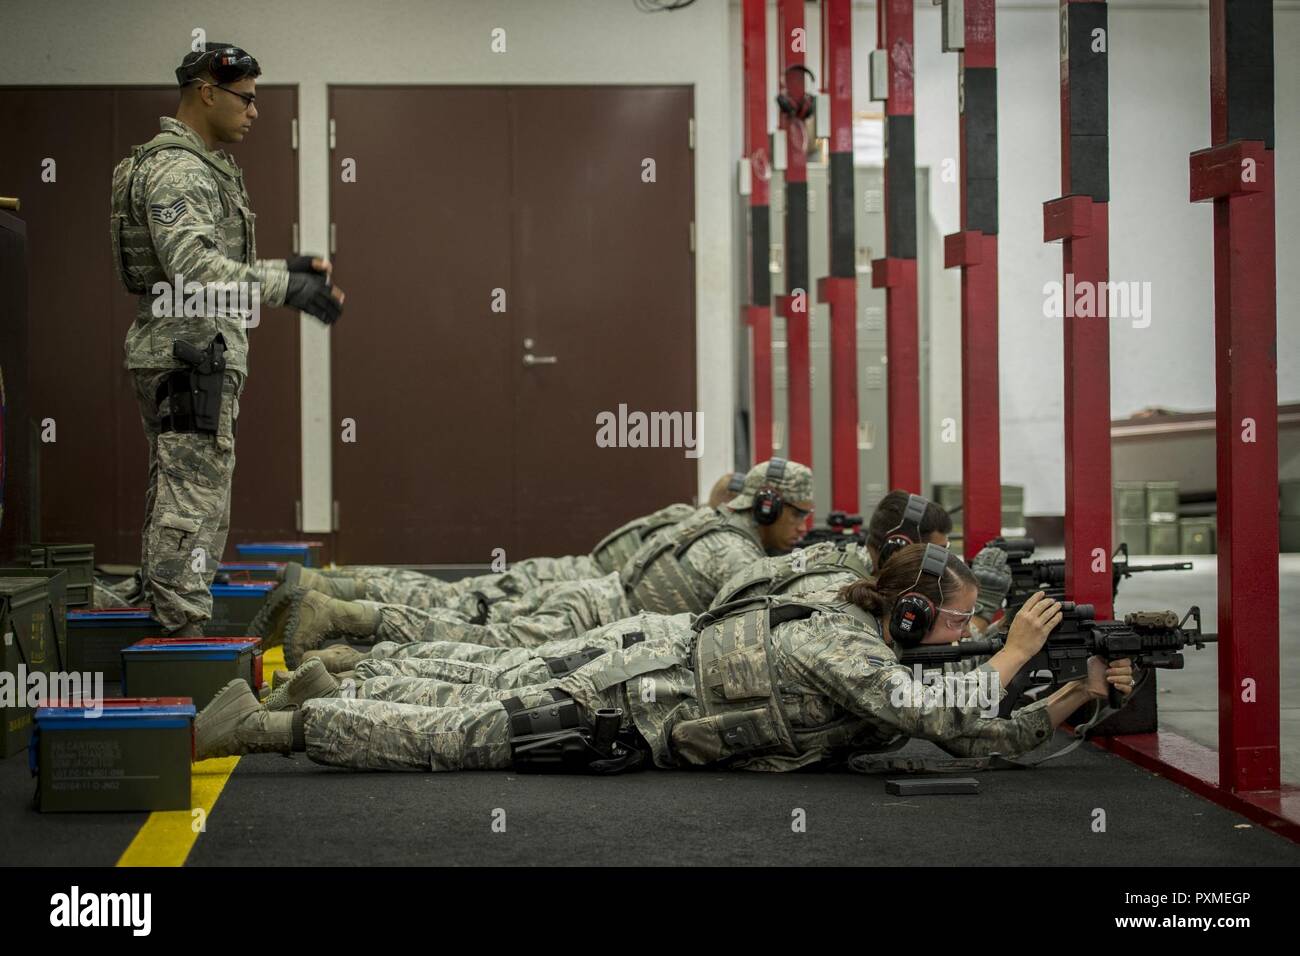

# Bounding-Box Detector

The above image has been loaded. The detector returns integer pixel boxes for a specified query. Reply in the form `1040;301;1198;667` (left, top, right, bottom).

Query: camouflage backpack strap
590;502;697;574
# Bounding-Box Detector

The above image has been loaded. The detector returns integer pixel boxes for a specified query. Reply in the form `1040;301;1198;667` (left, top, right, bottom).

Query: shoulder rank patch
150;198;189;226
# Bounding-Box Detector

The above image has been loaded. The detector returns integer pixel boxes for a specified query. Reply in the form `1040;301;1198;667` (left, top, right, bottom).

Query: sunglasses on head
178;46;259;87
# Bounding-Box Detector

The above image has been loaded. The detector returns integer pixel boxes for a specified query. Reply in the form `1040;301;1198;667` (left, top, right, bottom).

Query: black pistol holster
157;334;227;435
504;688;647;774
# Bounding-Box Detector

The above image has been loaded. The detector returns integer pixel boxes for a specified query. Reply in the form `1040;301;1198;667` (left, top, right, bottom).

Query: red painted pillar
1044;0;1112;620
940;0;1001;560
1190;0;1278;793
775;0;813;469
743;0;772;464
817;0;859;513
871;0;921;494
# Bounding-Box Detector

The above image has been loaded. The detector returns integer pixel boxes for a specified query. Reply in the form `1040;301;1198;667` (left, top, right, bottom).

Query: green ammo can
0;577;56;756
0;567;68;670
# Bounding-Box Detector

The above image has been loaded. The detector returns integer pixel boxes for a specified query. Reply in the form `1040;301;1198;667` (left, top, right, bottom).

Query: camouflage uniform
326;503;704;608
118;117;291;630
710;540;870;607
355;612;694;690
297;593;1053;772
357;571;631;649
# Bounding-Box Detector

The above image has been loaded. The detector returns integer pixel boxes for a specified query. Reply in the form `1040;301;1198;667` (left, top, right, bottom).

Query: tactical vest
669;596;867;767
621;511;760;615
590;502;698;574
110;132;256;295
711;542;873;608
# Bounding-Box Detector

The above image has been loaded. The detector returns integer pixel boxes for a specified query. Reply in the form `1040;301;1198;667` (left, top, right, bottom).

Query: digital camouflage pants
133;368;244;631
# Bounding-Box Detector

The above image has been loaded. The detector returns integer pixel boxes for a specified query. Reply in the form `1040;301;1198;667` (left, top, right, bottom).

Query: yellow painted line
116;645;287;867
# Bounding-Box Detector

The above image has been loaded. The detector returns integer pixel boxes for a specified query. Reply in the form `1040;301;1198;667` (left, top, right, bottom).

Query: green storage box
1114;482;1148;521
1146;482;1180;524
1281;516;1300;553
1180;518;1216;555
0;577;56;756
122;638;262;708
26;542;94;608
33;698;194;812
930;483;1024;534
1148;522;1180;556
1115;519;1149;555
67;609;162;681
0;567;68;669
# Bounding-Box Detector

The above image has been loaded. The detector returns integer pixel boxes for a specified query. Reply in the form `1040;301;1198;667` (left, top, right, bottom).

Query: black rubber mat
183;734;1300;866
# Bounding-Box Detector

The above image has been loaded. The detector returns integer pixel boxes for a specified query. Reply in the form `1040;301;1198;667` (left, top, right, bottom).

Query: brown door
0;86;301;563
329;85;696;564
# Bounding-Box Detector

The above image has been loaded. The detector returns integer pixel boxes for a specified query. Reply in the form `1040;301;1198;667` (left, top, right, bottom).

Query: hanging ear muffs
753;458;788;526
776;65;817;120
877;493;930;568
888;543;951;648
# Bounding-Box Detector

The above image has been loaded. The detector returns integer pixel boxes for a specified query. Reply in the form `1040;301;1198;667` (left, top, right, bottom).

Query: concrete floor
1033;551;1300;785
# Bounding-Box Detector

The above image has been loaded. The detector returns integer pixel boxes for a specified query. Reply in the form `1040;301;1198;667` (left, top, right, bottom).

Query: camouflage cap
727;457;814;510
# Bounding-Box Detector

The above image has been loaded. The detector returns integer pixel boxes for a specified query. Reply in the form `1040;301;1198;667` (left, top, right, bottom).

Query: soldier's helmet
726;458;814;511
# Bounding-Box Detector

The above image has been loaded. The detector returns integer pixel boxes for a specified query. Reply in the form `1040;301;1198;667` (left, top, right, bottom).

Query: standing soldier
111;43;345;636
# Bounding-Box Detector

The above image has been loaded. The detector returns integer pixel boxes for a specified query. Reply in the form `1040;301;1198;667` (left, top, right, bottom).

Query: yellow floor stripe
116;645;286;867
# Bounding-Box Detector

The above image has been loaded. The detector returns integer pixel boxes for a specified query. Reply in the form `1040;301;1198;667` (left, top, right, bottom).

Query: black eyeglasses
785;503;814;520
203;83;257;109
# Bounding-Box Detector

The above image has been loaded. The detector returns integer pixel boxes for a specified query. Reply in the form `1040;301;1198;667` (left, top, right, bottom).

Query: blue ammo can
122;637;263;708
209;582;276;635
67;609;162;681
31;698;195;812
235;541;323;567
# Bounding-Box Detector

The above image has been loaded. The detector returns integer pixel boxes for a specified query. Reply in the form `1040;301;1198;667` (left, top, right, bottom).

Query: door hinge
328;118;336;150
332;500;340;532
689;221;695;254
688;117;695;150
294;500;303;532
291;118;299;150
330;223;337;254
292;222;299;253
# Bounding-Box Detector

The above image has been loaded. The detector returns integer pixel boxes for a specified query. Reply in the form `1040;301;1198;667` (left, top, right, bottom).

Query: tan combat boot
283;561;362;600
195;680;295;759
265;659;340;711
302;643;366;674
278;591;381;669
248;582;302;644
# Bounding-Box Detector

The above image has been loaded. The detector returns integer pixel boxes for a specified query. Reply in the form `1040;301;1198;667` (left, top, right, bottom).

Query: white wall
2;0;1295;522
0;0;738;527
739;0;1298;516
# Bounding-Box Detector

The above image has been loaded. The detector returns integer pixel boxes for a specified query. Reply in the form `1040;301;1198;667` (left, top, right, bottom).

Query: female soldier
195;543;1134;773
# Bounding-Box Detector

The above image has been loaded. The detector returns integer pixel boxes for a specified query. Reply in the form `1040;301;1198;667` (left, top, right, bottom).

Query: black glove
285;271;343;325
285;254;320;274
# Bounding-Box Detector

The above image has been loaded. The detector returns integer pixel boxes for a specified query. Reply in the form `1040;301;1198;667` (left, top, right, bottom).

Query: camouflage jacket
121;117;290;373
555;593;1052;771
